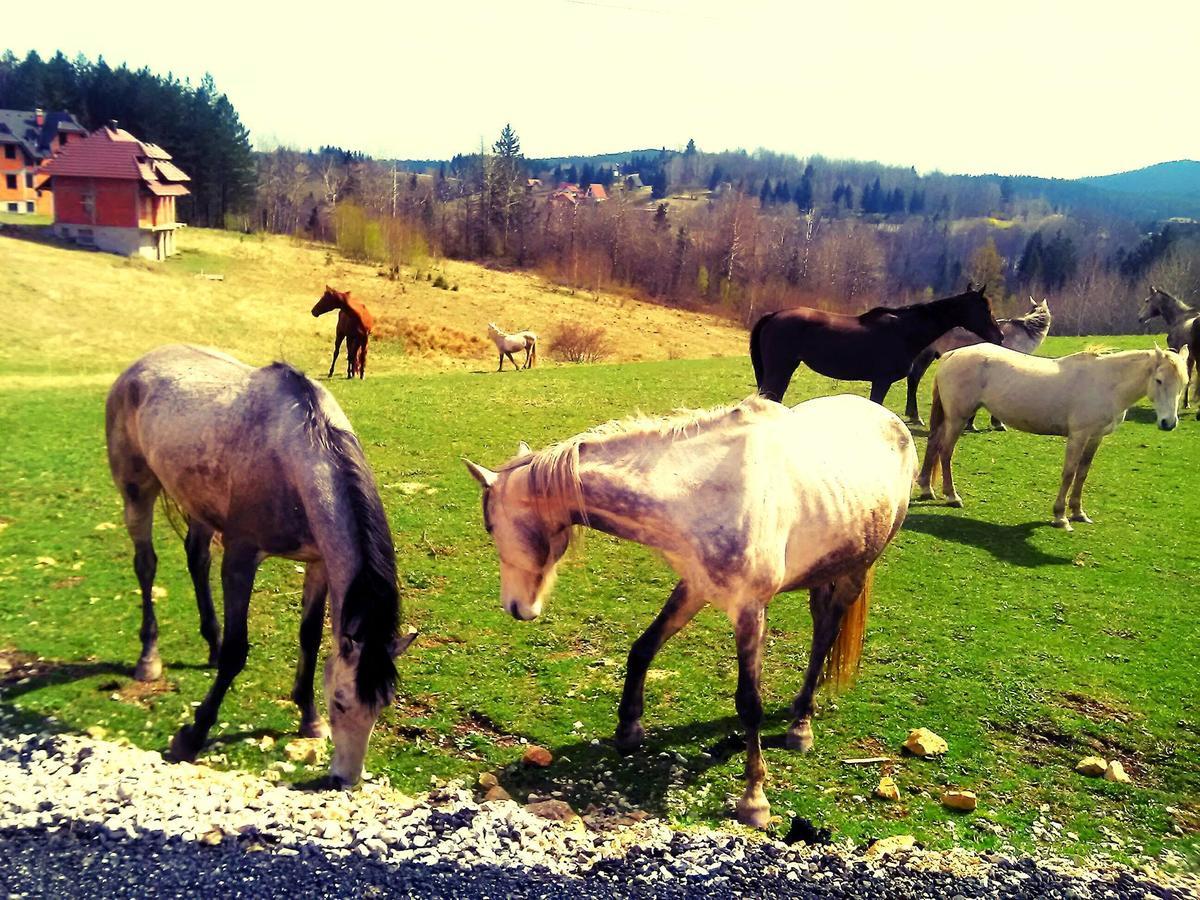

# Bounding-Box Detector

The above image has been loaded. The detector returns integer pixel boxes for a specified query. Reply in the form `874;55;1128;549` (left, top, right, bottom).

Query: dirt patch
51;576;85;589
1060;691;1137;724
113;678;177;707
452;711;521;748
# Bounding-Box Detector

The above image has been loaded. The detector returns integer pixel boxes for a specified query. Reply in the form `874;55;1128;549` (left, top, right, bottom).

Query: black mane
860;288;978;322
268;363;400;707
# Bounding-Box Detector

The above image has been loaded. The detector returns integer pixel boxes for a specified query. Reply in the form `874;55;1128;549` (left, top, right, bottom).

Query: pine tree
651;168;669;200
708;165;723;191
759;179;771;206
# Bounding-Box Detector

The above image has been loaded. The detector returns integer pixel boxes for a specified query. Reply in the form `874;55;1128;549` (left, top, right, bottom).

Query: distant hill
1080;160;1200;199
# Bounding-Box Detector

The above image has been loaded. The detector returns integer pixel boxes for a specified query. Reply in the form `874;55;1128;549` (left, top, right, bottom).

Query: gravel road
0;729;1192;899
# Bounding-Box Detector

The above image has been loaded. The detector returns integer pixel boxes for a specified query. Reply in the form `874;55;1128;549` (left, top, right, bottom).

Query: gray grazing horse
464;395;915;828
906;297;1052;428
106;345;415;786
1139;286;1198;407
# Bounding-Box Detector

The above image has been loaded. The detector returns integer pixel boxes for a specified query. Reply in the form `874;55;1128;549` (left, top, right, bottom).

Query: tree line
0;49;255;227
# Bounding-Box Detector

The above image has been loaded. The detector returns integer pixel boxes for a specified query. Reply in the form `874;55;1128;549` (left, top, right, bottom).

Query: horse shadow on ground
902;509;1072;567
487;707;802;826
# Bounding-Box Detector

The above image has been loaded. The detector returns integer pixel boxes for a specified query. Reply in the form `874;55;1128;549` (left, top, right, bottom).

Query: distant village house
42;122;190;260
0;108;86;215
548;182;608;206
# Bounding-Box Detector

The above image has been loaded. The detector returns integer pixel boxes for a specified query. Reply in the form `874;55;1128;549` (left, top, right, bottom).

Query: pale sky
7;0;1197;178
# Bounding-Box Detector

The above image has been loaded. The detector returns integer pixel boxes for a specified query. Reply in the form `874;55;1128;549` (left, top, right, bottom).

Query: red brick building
42;122;190;260
0;108;86;215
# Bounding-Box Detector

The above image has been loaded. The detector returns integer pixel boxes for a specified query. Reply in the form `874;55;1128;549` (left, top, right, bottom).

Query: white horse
917;344;1189;529
487;322;538;371
463;394;916;828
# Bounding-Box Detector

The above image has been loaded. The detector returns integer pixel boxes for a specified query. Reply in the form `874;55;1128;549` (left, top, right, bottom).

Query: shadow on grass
491;705;803;823
902;510;1073;567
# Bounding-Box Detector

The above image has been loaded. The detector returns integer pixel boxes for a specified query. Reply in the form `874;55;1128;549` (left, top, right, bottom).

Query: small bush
451;284;459;291
549;321;611;364
432;274;449;290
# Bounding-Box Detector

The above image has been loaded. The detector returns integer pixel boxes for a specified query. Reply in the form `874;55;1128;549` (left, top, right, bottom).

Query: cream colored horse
464;394;916;828
917;344;1189;529
487;322;538;370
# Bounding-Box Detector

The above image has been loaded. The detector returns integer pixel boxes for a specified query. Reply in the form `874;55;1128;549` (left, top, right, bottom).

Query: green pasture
1;336;1197;864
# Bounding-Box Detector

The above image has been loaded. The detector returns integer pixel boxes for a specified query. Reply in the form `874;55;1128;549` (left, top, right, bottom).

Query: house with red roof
0;108;87;215
41;122;190;260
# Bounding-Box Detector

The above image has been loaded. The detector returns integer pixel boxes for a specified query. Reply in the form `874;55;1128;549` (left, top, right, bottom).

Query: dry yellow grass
0;228;745;381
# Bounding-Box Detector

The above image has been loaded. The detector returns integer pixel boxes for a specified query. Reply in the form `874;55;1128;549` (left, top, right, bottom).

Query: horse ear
463;458;497;489
389;626;418;659
1179;344;1190;364
517;441;531;456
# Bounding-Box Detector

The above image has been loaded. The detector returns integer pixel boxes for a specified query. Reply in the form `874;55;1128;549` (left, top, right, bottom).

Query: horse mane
268;362;399;707
859;289;980;322
499;396;775;525
1006;302;1052;337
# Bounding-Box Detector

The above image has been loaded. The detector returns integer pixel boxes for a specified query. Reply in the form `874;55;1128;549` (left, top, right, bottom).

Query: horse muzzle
1159;419;1177;431
504;599;538;621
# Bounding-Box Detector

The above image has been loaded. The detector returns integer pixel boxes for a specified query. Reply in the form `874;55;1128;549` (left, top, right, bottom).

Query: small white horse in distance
917;344;1189;529
487;323;538;371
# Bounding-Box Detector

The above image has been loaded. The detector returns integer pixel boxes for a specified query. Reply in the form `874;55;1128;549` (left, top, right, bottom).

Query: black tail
750;312;775;390
270;363;400;708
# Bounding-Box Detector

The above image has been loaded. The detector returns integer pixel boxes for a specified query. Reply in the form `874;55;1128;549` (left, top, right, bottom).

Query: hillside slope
1080;160;1200;199
0;228;745;383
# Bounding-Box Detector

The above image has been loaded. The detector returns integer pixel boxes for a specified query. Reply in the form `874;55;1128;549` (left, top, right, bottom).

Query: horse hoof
300;718;331;740
735;790;771;830
993;423;1007;432
915;489;935;502
785;724;813;753
168;726;201;762
946;497;964;509
1070;513;1093;525
134;656;163;682
1052;518;1073;532
615;721;645;753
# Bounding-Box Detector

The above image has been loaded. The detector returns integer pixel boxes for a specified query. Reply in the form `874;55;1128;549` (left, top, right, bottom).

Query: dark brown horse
750;285;1004;404
312;286;375;379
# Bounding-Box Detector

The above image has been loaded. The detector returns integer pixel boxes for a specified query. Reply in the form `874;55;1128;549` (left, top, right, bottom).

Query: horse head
323;625;417;787
312;285;348;318
463;443;572;622
959;283;1004;344
1148;344;1189;431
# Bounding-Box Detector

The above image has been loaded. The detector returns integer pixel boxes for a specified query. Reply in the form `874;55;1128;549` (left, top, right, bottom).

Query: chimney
107;119;119;132
34;108;44;127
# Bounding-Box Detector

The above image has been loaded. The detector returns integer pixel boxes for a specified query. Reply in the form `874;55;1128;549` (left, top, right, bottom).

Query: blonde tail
927;381;944;486
823;566;874;691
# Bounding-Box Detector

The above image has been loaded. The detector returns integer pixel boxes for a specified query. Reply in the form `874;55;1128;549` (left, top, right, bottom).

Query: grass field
1;230;1198;867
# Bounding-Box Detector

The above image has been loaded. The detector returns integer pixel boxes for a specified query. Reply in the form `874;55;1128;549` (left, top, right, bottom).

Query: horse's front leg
1052;434;1088;530
328;335;344;378
497;350;505;372
615;582;705;751
169;543;261;762
938;417;970;507
1068;437;1102;524
506;351;520;370
184;519;220;666
786;569;865;752
293;562;330;738
732;605;770;829
905;352;935;424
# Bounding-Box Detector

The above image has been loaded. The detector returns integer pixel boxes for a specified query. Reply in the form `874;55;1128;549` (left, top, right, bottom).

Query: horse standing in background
750;284;1004;404
917;344;1189;529
106;345;416;785
313;286;375;379
488;322;538;371
463;394;915;828
1139;286;1198;407
905;296;1053;428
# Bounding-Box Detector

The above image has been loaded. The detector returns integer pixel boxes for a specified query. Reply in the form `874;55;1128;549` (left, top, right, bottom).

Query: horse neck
1107;353;1157;409
1159;294;1192;324
905;297;973;348
569;436;681;553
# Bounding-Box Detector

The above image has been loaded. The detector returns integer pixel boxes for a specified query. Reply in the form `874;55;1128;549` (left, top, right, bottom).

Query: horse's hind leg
615;582;705;751
169;542;261;762
506;351;520;370
1052;434;1089;530
869;379;894;406
1068;437;1102;525
759;359;800;403
732;605;770;829
787;566;870;752
328;335;344;378
292;562;330;739
124;484;163;681
184;519;221;666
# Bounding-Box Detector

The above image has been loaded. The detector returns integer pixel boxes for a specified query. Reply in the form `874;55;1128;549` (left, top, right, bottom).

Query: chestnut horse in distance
312;286;375;379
